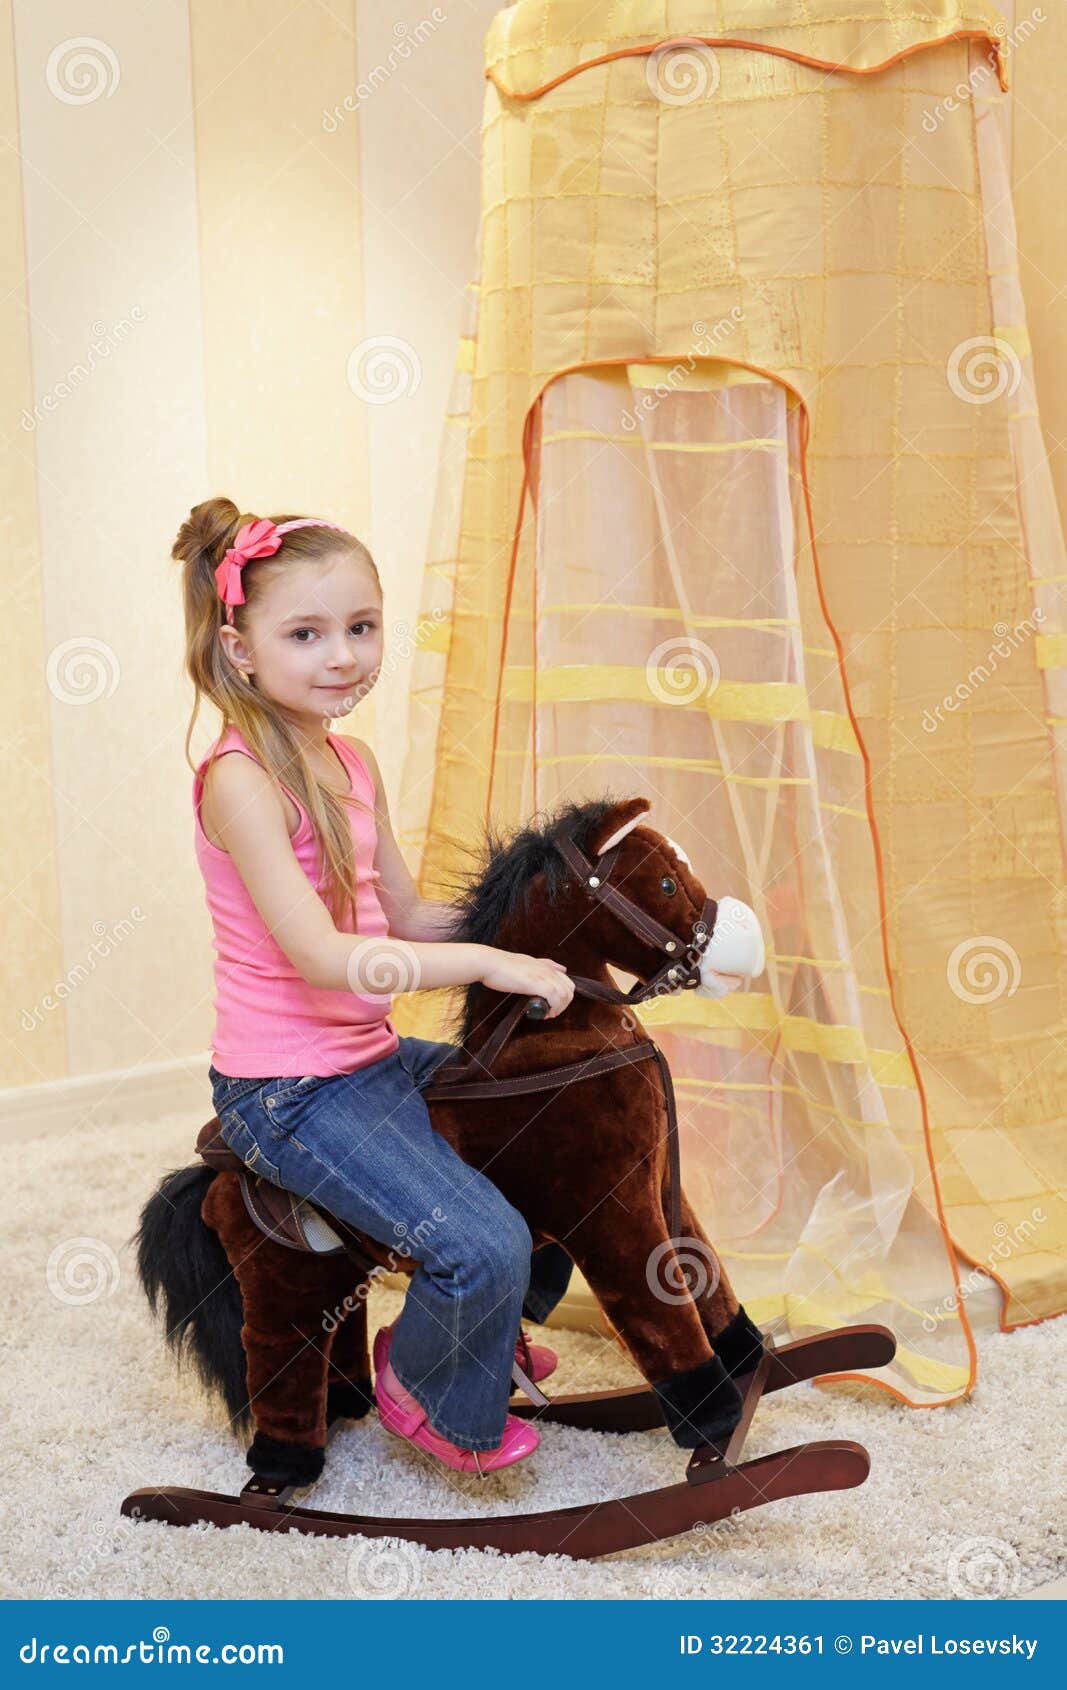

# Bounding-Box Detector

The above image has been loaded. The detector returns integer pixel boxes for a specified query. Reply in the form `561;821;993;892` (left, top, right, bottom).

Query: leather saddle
195;1118;382;1275
194;1117;549;1408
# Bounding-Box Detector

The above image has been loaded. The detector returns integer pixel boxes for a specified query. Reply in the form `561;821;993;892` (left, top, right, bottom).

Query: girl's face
221;551;384;728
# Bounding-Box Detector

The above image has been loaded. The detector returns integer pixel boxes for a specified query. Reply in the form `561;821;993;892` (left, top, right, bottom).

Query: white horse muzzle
697;897;765;998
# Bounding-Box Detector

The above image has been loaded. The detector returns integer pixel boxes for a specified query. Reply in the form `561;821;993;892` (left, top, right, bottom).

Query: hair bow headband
214;517;349;624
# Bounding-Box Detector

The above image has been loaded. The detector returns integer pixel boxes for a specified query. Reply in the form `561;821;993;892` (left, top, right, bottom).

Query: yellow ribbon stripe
635;991;916;1088
504;664;862;751
1036;634;1067;669
626;362;771;393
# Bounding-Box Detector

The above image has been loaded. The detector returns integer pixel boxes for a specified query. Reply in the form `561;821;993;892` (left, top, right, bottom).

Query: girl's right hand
479;949;575;1018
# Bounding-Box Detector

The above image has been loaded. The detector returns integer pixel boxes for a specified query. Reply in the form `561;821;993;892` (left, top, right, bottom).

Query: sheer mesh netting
505;367;973;1405
395;6;1067;1404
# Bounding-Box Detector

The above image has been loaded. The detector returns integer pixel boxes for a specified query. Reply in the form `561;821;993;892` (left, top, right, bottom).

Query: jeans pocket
218;1105;284;1186
261;1074;326;1137
210;1071;265;1116
398;1038;460;1091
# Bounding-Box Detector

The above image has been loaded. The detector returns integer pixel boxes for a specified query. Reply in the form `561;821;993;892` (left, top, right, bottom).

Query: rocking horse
124;795;896;1557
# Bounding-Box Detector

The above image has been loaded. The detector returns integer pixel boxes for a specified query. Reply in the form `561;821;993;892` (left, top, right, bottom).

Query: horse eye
661;875;677;896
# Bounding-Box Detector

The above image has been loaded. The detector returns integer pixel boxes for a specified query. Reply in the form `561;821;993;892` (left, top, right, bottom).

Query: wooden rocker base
120;1323;895;1560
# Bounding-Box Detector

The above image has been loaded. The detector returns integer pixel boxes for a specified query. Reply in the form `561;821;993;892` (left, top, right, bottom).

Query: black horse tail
133;1165;249;1431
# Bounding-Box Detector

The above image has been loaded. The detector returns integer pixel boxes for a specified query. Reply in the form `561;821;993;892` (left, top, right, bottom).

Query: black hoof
710;1305;766;1379
327;1377;375;1421
246;1432;325;1487
652;1355;744;1448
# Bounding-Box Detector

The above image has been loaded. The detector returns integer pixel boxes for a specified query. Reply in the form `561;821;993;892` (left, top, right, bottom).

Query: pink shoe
373;1326;541;1475
515;1328;558;1386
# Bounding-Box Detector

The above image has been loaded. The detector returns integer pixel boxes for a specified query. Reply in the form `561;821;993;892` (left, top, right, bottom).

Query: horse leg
201;1175;369;1485
325;1290;375;1422
670;1187;767;1380
561;1185;745;1447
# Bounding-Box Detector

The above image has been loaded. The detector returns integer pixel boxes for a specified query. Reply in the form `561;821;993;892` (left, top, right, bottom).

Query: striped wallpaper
2;0;498;1092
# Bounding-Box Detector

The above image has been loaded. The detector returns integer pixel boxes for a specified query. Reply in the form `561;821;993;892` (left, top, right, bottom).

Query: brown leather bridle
421;823;720;1245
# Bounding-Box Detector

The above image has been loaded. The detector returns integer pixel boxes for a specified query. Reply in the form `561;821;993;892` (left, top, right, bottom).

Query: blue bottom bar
3;1599;1064;1685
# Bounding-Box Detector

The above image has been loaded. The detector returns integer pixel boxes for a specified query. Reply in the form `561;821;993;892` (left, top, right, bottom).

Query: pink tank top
193;724;400;1078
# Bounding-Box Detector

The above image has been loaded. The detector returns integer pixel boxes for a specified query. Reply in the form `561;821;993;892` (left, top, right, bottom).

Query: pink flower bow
214;516;349;623
214;519;284;620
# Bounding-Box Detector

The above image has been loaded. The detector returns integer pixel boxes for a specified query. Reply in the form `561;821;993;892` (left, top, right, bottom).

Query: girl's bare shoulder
200;749;301;847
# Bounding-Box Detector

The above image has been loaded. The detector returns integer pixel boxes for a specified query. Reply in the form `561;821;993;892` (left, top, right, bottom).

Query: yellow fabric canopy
395;0;1067;1405
484;0;1011;98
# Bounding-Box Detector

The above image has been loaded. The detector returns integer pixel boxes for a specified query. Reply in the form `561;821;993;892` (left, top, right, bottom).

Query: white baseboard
0;1052;213;1141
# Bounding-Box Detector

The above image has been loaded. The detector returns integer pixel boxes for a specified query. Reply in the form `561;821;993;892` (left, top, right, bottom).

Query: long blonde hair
173;496;380;931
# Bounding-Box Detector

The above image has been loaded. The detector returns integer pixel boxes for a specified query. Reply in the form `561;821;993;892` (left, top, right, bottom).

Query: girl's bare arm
205;751;572;1013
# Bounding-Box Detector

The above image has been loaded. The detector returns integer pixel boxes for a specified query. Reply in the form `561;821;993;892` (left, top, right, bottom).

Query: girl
174;498;576;1475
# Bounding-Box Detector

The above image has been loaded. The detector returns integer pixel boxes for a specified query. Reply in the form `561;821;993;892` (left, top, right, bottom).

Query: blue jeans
208;1036;572;1450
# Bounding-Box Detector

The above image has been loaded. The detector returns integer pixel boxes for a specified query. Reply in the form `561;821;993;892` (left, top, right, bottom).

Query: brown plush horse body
137;795;768;1486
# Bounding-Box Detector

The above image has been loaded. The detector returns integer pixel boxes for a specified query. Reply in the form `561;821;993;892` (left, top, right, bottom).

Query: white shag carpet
2;1110;1064;1602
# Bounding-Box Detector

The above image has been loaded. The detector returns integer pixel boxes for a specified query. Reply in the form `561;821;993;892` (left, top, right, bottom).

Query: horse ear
588;797;651;857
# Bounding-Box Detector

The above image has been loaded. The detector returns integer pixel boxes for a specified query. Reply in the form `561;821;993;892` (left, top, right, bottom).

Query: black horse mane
437;791;638;1047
